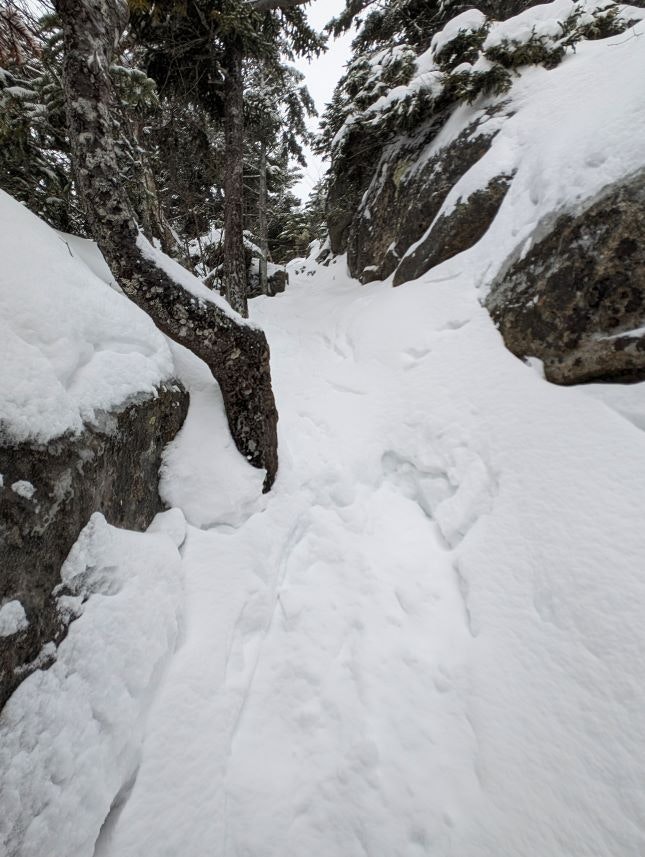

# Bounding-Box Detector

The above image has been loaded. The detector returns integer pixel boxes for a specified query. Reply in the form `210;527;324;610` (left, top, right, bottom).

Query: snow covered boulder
0;191;188;710
487;170;645;383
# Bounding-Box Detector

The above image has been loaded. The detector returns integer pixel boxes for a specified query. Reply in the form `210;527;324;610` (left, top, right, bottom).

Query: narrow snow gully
96;255;645;857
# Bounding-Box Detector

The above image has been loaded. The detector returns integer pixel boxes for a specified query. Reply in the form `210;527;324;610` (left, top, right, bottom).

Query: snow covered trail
96;255;645;857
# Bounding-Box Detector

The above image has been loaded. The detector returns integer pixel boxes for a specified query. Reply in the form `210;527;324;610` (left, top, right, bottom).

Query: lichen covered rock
393;172;513;286
345;114;505;285
486;171;645;384
0;383;188;710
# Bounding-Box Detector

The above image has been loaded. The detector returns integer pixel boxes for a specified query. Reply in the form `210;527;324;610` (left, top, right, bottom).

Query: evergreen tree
54;0;280;485
128;0;325;315
0;4;79;231
243;59;315;292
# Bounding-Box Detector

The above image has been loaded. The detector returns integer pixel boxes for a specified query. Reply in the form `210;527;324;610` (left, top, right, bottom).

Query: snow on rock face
486;169;645;382
10;480;35;500
0;513;184;857
0;383;188;710
0;192;174;444
342;0;645;291
0;601;28;637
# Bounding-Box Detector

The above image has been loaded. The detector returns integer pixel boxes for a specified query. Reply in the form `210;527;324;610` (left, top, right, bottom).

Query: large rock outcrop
326;0;545;283
486;171;645;384
0;384;188;710
327;0;645;290
347;114;508;285
392;172;513;287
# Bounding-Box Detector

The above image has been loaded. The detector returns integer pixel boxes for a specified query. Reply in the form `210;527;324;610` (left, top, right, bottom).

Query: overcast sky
293;0;353;203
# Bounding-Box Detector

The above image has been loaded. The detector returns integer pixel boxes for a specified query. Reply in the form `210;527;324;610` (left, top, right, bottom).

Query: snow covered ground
0;513;185;857
4;244;645;855
83;244;645;856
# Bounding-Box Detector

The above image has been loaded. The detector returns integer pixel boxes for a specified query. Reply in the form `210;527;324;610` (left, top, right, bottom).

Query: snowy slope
89;16;645;852
0;191;174;444
428;18;645;274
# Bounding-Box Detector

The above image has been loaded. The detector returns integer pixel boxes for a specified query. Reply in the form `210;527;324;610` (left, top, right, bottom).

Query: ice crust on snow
56;232;116;288
0;191;174;444
0;601;28;637
0;513;184;857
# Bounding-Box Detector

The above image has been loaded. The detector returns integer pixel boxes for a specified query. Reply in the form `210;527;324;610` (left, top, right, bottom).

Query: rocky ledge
486;171;645;384
0;383;188;710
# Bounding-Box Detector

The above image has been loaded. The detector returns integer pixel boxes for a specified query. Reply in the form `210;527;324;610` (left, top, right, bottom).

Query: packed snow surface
0;192;174;444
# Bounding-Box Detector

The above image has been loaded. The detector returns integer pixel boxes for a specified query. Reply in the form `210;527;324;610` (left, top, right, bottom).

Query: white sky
293;0;353;203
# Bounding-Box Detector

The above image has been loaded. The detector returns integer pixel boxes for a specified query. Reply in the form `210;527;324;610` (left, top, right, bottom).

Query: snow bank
159;341;265;528
0;192;174;444
0;513;184;857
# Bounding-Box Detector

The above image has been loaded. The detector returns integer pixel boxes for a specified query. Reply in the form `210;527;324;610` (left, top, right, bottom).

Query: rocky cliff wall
327;0;645;385
0;386;188;710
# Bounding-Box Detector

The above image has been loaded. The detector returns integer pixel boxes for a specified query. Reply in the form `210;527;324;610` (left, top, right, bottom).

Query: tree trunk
222;38;249;317
129;116;180;259
54;0;278;490
258;139;270;296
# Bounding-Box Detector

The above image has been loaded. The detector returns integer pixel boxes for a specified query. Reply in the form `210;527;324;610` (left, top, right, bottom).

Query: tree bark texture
258;139;269;296
54;0;278;489
223;38;249;317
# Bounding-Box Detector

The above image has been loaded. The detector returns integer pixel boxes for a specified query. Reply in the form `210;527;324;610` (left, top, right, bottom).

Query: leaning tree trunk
54;0;278;489
258;138;270;296
222;38;249;317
